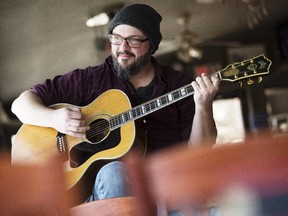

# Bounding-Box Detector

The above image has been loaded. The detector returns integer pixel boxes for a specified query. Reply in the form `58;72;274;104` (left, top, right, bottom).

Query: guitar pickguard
69;128;121;168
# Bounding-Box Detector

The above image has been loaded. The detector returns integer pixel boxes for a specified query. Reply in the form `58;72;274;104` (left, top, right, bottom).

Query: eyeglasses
108;34;149;48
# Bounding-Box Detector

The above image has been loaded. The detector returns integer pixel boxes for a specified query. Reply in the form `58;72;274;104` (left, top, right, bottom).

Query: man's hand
51;106;90;139
191;73;220;109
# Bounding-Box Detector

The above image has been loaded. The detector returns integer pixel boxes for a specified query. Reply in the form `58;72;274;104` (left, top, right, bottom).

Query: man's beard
112;50;151;80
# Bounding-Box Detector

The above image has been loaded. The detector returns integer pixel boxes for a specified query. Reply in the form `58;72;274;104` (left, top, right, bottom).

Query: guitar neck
109;82;196;129
109;54;272;130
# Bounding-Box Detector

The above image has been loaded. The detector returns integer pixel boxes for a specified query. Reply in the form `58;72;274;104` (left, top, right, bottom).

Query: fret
160;96;166;105
117;116;122;125
150;101;156;110
145;103;151;112
181;88;186;96
134;108;139;116
128;110;133;119
156;98;161;107
139;107;143;115
131;109;137;118
173;91;180;100
110;117;116;128
136;107;142;116
141;105;146;114
110;116;118;128
168;94;173;102
187;85;194;94
137;107;141;115
123;112;130;122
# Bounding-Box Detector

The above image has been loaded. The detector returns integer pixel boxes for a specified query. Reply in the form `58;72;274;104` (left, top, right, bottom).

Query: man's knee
98;161;125;179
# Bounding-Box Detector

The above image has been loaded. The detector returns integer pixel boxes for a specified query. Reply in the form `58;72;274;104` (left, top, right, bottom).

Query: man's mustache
117;51;135;57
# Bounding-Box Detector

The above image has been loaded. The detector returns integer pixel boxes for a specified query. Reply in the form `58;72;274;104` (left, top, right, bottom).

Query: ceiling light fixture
86;3;125;28
86;12;109;27
188;47;203;59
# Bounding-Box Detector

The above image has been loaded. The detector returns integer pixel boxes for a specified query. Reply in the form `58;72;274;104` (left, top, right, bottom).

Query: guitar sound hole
86;118;110;143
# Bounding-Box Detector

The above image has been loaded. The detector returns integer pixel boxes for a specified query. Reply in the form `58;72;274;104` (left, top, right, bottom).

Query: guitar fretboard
109;83;195;129
108;54;272;130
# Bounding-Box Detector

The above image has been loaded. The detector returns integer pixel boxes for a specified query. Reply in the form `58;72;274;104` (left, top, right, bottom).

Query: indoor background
1;0;288;153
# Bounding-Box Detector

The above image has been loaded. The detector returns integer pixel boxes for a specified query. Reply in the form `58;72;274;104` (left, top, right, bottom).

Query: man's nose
120;38;130;49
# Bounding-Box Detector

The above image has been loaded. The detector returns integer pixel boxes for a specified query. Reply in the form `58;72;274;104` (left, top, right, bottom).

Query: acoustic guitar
11;54;271;200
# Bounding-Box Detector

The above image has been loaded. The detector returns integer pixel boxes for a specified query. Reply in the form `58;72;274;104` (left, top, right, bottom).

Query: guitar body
12;89;139;199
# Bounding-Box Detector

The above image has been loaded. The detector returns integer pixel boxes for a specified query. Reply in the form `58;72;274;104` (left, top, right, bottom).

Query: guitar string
87;77;238;138
85;86;193;138
86;56;265;139
86;85;194;139
85;64;242;138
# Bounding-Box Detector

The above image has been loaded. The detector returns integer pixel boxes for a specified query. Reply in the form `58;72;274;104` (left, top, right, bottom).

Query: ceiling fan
172;12;241;62
174;12;203;62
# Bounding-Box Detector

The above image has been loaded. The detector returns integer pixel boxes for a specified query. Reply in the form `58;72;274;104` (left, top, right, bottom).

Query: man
12;4;220;202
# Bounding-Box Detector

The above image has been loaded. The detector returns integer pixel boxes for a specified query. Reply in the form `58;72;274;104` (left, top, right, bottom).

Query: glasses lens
109;35;122;45
127;38;141;48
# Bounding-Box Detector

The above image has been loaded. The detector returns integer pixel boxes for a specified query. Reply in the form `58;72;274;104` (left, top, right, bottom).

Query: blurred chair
70;197;139;216
0;154;74;216
126;133;288;216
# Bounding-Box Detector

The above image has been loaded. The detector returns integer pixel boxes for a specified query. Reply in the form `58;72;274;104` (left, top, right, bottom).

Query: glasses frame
108;34;149;48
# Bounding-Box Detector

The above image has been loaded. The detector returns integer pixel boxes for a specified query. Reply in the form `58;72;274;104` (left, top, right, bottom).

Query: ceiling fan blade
199;40;242;47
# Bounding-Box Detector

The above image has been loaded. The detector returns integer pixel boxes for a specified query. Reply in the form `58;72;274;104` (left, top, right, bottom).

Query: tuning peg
258;76;262;83
247;79;254;85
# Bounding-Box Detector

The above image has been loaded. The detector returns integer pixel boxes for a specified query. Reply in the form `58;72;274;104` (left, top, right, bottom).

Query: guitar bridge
56;132;68;160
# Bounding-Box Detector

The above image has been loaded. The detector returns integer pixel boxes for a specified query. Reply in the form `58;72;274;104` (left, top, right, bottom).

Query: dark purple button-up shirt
32;56;195;153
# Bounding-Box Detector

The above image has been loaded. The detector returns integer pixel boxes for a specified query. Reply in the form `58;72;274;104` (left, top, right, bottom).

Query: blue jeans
87;161;129;201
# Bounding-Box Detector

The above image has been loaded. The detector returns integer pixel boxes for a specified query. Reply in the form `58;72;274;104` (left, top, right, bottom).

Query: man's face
110;25;151;80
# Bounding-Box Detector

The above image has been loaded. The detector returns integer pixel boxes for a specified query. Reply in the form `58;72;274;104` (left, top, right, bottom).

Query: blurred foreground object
70;197;139;216
0;155;76;215
126;133;288;215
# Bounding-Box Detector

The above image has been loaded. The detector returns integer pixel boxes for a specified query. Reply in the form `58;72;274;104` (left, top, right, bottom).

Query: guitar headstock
216;54;272;85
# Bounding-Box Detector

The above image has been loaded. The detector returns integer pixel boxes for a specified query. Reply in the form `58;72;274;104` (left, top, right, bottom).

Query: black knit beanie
108;4;162;54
